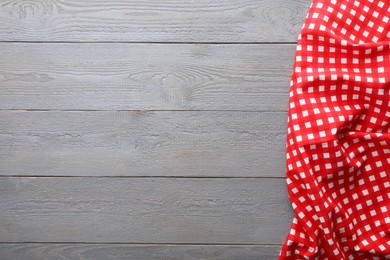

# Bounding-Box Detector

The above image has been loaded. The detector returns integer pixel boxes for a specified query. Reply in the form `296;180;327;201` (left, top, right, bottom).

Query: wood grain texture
0;244;281;260
0;43;294;111
0;110;287;177
0;0;302;256
0;177;293;243
0;0;310;42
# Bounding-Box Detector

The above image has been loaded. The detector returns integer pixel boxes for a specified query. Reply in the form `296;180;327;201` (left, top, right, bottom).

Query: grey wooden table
0;0;310;259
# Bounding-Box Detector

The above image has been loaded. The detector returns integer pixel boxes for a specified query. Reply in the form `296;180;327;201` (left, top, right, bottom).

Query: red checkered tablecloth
279;0;390;259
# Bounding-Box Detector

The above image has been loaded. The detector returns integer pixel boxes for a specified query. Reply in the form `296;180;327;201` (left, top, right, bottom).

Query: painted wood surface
0;0;303;257
0;110;287;177
0;0;310;42
0;244;281;260
0;177;293;244
0;43;295;111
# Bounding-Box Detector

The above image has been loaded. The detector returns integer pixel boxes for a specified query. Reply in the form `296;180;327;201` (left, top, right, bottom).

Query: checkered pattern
279;0;390;259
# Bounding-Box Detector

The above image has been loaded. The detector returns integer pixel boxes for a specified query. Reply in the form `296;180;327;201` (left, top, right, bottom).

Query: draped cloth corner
279;0;390;259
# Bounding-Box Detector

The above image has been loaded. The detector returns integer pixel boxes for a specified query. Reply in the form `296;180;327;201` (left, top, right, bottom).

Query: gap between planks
0;176;285;179
0;109;288;112
0;242;283;246
0;41;297;44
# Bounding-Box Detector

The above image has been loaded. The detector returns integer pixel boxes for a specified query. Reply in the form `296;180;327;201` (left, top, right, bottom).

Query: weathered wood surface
0;243;280;260
0;110;287;177
0;177;293;243
0;0;301;256
0;0;310;42
0;244;281;260
0;43;294;111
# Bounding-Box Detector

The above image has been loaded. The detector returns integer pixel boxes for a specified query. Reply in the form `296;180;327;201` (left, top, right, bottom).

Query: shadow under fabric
279;0;390;259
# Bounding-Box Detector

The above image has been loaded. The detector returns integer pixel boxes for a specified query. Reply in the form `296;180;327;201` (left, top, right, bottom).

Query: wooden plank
0;244;281;260
0;43;295;111
0;110;287;177
0;177;293;243
0;0;310;42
